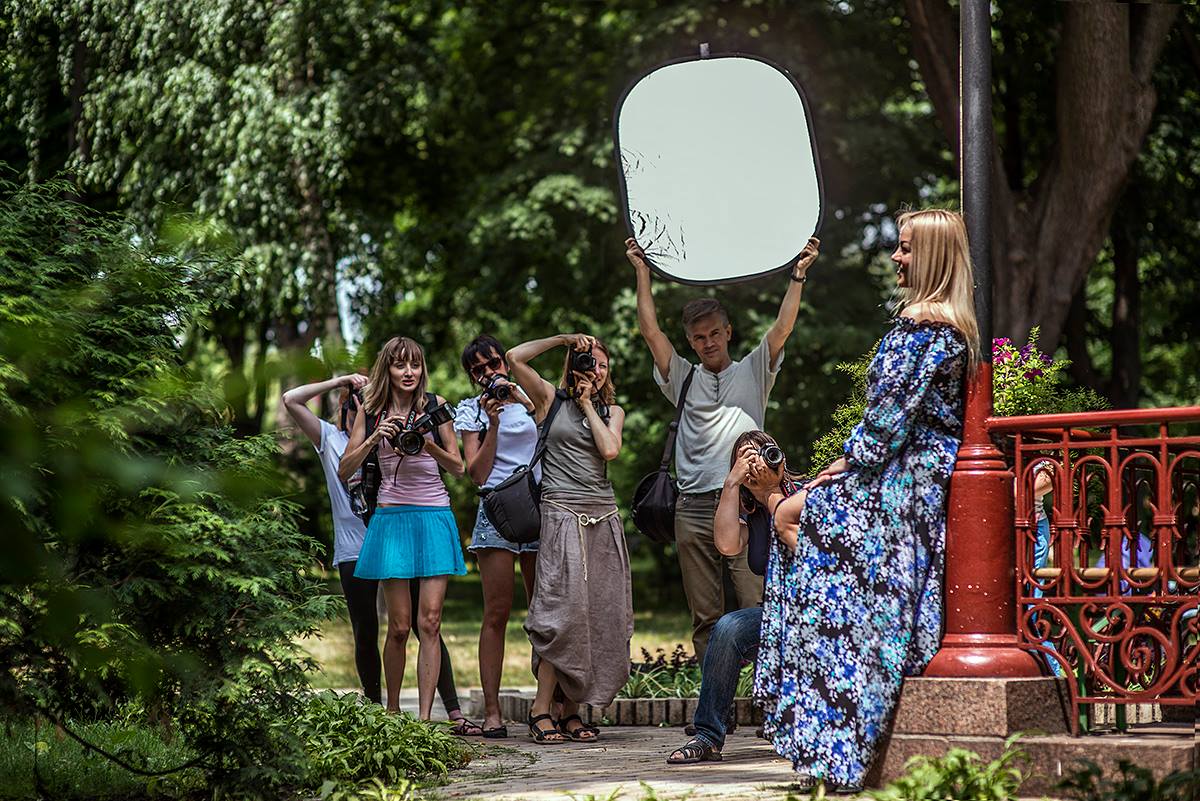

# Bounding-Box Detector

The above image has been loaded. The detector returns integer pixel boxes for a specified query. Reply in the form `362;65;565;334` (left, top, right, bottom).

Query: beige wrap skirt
524;498;634;707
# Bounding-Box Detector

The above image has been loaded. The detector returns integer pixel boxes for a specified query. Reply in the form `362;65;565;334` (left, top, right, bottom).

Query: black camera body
481;375;512;402
759;443;785;470
571;350;596;373
391;401;455;455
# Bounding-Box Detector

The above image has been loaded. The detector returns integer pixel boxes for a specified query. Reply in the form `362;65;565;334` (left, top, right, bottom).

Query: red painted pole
925;364;1041;677
923;0;1040;678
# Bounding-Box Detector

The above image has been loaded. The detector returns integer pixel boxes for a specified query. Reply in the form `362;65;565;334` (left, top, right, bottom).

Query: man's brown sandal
666;738;723;764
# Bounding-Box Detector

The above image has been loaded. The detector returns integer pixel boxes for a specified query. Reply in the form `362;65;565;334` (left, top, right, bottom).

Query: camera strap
659;367;697;471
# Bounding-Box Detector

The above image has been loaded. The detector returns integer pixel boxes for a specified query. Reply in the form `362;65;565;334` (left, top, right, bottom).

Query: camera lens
398;430;424;455
487;377;511;401
573;351;596;372
759;444;785;470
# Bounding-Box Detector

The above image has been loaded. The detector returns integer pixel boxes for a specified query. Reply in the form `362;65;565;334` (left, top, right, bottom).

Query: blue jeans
1029;517;1063;675
693;607;762;750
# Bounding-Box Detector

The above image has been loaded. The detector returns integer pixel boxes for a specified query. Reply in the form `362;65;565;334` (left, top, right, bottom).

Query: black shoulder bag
480;391;567;544
631;366;696;544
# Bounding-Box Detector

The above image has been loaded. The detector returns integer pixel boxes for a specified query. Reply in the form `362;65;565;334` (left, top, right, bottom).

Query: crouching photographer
666;430;799;765
453;334;541;738
338;336;465;718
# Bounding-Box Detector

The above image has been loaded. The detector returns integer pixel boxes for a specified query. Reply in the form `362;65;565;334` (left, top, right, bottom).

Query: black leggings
338;561;381;703
336;562;460;712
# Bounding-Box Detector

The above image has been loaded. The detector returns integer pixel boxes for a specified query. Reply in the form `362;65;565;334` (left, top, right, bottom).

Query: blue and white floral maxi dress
754;318;967;787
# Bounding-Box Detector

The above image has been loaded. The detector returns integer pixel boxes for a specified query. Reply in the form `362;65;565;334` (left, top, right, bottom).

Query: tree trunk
1109;212;1141;408
904;0;1177;351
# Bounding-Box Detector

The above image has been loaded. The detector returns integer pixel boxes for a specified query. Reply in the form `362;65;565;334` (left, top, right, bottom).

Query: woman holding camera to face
506;333;631;744
339;336;465;718
453;334;541;738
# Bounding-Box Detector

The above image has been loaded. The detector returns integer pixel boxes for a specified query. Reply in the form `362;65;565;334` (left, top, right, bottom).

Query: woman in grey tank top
508;332;633;744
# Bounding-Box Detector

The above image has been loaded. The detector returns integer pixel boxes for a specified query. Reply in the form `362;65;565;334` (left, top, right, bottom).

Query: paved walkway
430;726;847;801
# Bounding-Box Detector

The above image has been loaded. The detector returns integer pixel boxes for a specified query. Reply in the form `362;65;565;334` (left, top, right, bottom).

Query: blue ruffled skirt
353;505;465;579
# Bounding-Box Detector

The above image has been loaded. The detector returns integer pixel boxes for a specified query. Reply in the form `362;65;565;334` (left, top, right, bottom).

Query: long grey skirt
524;499;633;707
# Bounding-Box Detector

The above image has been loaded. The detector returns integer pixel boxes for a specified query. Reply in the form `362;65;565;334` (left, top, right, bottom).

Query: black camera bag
481;391;566;544
631;367;696;544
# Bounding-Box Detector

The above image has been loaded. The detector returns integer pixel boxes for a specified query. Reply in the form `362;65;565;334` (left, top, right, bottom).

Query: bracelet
790;271;807;283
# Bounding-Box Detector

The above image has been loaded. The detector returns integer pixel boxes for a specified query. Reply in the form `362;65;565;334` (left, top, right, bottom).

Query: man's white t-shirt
654;334;784;494
316;420;368;565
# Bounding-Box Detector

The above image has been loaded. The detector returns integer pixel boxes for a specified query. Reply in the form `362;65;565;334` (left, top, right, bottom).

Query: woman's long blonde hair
362;336;428;416
558;337;616;406
896;208;981;369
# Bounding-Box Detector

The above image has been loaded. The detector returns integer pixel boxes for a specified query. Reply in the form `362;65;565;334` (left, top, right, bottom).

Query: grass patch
0;717;205;801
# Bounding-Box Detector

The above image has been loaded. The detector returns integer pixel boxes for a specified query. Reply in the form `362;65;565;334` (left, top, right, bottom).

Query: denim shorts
467;504;539;554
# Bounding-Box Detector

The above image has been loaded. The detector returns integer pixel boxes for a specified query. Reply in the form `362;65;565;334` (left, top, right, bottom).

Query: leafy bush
992;327;1107;417
0;713;205;800
0;175;341;796
297;691;471;788
809;344;878;470
866;739;1026;801
1058;760;1200;801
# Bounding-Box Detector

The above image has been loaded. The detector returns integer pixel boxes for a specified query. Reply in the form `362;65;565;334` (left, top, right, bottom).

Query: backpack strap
659;366;697;470
528;390;567;470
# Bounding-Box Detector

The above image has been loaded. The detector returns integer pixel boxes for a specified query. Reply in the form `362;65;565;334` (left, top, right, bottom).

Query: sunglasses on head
470;356;504;379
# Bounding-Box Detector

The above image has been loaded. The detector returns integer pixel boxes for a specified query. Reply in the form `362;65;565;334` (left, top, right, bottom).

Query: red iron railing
989;407;1200;731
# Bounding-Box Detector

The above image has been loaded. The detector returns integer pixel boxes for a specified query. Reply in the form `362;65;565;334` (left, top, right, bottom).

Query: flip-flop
449;717;484;736
482;725;508;739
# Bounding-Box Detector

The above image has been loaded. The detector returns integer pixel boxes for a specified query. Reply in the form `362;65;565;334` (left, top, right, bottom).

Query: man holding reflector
626;234;819;661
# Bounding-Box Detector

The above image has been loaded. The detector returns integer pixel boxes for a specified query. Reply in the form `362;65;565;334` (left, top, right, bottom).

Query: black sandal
557;713;598;741
665;738;723;765
527;713;565;743
448;717;484;736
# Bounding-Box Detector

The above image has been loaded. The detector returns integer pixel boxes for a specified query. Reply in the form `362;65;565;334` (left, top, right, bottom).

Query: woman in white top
454;334;542;738
282;373;378;702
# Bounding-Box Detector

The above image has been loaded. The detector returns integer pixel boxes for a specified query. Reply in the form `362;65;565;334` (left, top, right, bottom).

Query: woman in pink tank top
339;336;466;717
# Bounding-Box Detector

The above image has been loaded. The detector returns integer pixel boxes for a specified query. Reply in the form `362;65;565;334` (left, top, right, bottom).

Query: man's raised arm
765;236;820;364
626;237;676;379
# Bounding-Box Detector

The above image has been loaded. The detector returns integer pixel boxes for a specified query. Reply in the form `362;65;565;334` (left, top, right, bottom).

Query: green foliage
620;646;703;699
866;738;1026;801
297;691;471;788
809;343;879;471
1057;761;1200;801
993;328;1108;418
0;713;205;800
0;175;341;796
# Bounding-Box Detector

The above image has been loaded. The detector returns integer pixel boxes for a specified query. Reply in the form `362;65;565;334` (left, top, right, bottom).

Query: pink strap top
375;440;450;507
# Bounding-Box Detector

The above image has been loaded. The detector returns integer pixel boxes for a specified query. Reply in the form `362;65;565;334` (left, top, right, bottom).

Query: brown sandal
666;738;723;764
527;713;566;743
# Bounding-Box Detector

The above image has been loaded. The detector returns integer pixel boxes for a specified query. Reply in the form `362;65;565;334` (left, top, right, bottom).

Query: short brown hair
681;298;729;331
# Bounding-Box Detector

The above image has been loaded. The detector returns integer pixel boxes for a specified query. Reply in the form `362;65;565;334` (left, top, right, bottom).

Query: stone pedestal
870;677;1194;796
891;676;1072;737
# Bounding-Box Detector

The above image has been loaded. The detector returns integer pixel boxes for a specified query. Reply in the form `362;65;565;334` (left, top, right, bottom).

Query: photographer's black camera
391;401;455;455
759;443;785;470
482;375;512;402
571;351;596;373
